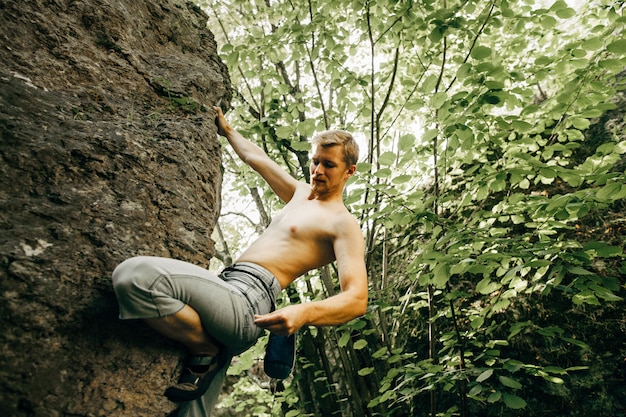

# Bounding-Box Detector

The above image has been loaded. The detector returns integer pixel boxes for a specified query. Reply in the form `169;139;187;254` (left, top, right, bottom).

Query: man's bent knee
111;256;163;305
111;256;189;320
112;256;151;288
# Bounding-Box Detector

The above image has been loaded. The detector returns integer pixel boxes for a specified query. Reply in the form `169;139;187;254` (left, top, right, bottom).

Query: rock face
0;1;230;415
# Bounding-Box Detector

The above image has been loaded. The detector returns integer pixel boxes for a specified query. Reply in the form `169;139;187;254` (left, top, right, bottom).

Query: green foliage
199;0;626;415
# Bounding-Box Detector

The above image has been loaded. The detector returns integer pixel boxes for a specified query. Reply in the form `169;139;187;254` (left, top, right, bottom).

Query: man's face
310;144;355;196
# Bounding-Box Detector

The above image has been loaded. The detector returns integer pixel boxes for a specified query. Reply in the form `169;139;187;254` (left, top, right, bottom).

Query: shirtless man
111;107;368;417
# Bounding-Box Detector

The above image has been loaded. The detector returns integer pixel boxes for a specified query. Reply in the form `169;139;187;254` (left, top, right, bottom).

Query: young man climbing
112;106;368;416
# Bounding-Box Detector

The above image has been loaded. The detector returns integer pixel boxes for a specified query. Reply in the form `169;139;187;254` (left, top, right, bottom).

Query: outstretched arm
213;106;300;203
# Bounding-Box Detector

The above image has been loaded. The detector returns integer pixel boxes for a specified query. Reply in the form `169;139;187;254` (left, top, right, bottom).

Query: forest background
199;0;625;416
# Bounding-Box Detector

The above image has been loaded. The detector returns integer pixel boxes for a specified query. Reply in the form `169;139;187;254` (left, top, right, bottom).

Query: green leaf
540;167;557;179
598;142;616;155
512;120;533;132
471;45;492;60
432;91;448;109
392;174;413;184
468;384;483;396
555;8;576;19
607;39;626;54
387;354;402;364
558;170;582;187
367;398;380;408
422;74;438;92
572;291;601;306
544;366;567;375
487;391;502;403
599;59;624;72
502;359;522;372
567;266;594;275
570;117;590;130
338;332;350;347
432;262;450;288
565;366;589;372
457;63;472;80
502;393;527;409
358;367;375;376
486;80;505;90
543;375;565;384
374;168;392;178
590;284;623;301
471;316;485;329
540;15;557;29
535;55;552;66
353;339;368;350
508;321;532;339
423;128;439;141
583;241;623;257
405;99;424;110
582;37;603;51
549;0;569;11
342;318;367;331
378;151;397;166
614;140;626;154
372;347;388;359
275;126;291;139
357;162;372;173
226;50;240;67
398;134;415;151
597;182;625;202
291;140;311;151
498;375;522;389
477;369;493;383
476;278;501;295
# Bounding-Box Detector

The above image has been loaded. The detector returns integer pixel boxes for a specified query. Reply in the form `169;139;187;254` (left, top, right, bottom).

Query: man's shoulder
330;205;360;231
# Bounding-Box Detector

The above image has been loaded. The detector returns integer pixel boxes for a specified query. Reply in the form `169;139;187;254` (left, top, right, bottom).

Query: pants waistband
221;262;282;311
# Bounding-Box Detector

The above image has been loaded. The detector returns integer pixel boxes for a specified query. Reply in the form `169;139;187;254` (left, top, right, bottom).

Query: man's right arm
214;107;300;202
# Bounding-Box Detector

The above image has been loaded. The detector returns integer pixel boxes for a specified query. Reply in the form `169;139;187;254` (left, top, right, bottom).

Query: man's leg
112;256;233;408
112;257;275;415
154;307;231;417
145;305;220;356
171;356;232;417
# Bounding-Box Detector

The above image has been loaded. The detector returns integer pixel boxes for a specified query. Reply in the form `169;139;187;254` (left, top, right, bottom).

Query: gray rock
0;0;230;415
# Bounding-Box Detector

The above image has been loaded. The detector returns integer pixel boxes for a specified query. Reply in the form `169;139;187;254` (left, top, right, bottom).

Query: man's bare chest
270;200;338;240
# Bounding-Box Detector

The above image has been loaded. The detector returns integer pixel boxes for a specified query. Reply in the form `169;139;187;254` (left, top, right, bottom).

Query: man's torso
236;184;353;287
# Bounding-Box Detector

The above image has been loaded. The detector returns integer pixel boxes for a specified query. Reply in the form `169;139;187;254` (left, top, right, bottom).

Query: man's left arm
254;217;368;335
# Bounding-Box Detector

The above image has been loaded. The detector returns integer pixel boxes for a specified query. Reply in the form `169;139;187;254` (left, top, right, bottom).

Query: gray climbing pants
112;256;282;416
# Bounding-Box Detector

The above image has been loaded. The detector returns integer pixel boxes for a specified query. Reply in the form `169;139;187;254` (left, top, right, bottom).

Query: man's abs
236;233;335;288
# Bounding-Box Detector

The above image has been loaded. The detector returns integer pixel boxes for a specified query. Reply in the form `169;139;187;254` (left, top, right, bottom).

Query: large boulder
0;0;230;415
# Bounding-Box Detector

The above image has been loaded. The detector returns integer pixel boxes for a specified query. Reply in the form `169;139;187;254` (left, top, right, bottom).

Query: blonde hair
311;130;359;166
